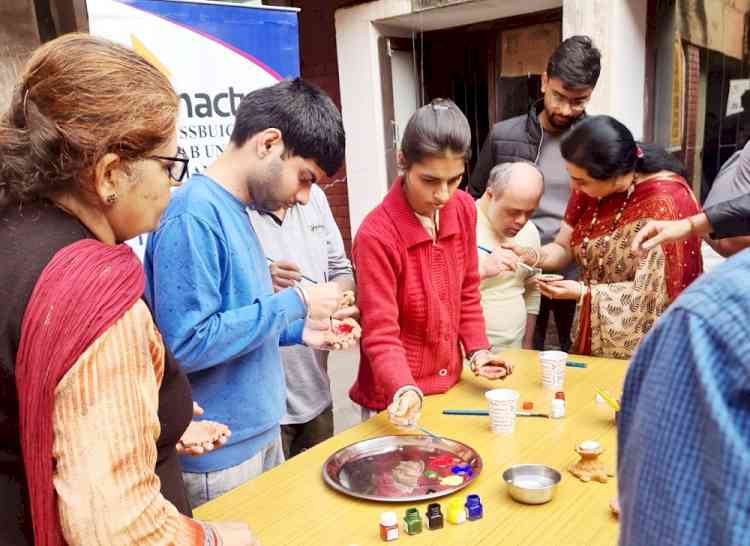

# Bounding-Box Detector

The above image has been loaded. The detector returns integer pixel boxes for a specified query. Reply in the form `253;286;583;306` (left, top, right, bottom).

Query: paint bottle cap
522;401;534;410
380;512;397;526
427;503;442;514
554;391;565;400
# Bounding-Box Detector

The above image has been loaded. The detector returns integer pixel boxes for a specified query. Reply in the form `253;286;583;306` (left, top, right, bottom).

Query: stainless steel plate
322;434;482;502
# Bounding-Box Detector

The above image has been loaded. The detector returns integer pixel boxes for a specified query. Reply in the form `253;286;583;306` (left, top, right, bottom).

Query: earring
106;193;118;204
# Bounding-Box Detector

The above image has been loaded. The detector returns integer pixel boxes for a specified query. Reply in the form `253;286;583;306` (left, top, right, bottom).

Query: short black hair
561;115;687;180
231;78;345;176
547;35;602;89
400;98;471;169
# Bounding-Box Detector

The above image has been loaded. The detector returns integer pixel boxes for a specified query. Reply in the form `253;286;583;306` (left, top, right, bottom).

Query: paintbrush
442;409;549;418
417;426;444;441
265;256;318;284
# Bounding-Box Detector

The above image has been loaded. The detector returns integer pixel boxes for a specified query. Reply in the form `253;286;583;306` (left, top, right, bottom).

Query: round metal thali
322;434;482;502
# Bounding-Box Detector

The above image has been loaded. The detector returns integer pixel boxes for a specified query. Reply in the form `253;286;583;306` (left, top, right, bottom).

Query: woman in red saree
513;115;702;358
0;34;254;545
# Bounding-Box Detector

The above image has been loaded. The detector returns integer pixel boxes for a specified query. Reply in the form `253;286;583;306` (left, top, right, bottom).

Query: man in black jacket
468;35;601;352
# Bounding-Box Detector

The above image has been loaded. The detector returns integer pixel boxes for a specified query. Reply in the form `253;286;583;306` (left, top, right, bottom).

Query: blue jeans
182;434;284;508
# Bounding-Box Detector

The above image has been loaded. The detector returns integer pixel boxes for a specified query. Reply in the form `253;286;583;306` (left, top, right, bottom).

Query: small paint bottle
446;498;467;525
403;508;423;535
465;494;483;520
379;511;399;541
426;503;444;530
551;391;566;419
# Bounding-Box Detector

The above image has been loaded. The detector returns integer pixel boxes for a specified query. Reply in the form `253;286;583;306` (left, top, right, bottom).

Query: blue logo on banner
116;0;299;79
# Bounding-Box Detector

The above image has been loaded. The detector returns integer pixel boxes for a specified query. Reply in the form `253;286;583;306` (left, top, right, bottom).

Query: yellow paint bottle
446;498;466;525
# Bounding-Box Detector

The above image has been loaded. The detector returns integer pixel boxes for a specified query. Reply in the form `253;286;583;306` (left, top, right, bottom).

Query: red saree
15;239;143;546
564;175;702;358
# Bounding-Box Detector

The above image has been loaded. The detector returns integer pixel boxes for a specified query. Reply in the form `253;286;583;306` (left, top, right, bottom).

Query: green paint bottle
403;508;423;535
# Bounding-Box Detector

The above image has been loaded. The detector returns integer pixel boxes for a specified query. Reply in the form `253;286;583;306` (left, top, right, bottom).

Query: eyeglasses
548;91;590;113
147;150;190;185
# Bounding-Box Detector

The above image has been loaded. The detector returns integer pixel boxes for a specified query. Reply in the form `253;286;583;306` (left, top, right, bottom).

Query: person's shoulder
161;174;212;216
454;189;476;209
308;183;328;205
356;203;390;238
306;184;333;215
490;113;527;135
486;113;531;144
354;203;400;249
161;175;231;230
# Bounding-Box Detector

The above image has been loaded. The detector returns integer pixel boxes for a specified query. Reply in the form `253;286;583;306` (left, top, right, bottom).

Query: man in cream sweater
476;162;544;350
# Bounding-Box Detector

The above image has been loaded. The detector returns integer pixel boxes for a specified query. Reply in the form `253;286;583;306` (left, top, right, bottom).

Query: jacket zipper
534;127;544;164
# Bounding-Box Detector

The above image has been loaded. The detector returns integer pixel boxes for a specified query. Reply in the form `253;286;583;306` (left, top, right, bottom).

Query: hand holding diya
470;350;514;380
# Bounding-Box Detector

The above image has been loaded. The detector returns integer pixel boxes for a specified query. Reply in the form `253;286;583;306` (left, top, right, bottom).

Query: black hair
547;35;602;89
560;115;687;180
400;98;472;169
230;78;345;176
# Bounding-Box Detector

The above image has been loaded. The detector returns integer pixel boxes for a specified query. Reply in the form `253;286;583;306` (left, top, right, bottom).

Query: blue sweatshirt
144;175;305;473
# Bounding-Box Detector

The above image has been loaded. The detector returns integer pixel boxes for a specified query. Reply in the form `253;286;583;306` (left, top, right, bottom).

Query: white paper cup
485;389;519;434
539;351;567;390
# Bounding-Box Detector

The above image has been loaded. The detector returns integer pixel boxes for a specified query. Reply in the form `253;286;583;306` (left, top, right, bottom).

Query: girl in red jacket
349;99;513;427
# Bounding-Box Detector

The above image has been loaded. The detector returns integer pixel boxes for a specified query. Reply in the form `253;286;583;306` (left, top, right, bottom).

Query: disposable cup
485;389;519;434
539;351;566;389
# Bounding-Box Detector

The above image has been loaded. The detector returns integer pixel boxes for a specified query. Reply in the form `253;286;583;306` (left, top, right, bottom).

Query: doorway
380;8;562;186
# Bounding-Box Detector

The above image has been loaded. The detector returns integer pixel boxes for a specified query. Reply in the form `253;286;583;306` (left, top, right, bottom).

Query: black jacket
467;102;544;198
706;194;750;238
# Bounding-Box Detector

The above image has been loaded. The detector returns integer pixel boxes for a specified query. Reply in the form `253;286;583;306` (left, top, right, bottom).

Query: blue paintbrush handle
443;409;489;416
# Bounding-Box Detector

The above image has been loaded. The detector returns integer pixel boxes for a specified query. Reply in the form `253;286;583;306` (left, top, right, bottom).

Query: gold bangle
529;247;541;268
687;216;697;234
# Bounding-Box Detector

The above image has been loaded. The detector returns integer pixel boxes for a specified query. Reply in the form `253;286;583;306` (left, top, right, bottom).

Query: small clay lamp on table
568;440;614;483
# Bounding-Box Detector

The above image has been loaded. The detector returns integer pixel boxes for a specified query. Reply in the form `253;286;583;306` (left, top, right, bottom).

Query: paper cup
485;389;519;434
539;351;566;390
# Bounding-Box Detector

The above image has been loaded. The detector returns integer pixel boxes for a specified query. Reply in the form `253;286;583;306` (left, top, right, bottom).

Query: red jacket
349;178;489;410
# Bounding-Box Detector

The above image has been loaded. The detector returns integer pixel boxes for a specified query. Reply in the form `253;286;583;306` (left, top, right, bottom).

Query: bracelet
392;385;424;410
200;523;220;546
528;247;542;268
686;216;697;234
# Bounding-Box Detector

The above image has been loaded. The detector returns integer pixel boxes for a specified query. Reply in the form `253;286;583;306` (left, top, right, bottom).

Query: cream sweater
476;203;541;350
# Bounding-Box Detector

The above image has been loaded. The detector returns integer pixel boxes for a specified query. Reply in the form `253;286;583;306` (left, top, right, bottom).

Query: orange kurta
52;300;206;545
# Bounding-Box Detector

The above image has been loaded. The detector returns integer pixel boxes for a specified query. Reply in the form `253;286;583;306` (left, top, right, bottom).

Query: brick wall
683;43;700;183
291;0;360;256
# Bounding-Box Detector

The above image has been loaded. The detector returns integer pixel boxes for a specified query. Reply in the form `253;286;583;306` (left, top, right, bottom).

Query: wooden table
195;349;627;545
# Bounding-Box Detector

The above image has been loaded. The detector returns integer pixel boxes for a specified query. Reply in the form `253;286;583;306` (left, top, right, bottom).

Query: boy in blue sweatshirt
144;79;348;508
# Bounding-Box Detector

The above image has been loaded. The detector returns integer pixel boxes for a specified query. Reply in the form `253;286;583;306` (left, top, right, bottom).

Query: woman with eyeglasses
350;99;513;429
0;34;257;545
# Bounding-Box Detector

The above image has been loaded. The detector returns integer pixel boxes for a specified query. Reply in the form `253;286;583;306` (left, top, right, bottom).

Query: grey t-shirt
248;185;353;424
533;129;570;244
704;141;750;208
534;128;578;279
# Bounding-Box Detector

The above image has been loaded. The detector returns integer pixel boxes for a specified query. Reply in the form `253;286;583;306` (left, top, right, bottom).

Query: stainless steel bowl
502;464;561;504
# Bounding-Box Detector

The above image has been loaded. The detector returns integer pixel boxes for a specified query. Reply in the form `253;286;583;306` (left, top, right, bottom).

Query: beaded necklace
579;180;636;283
